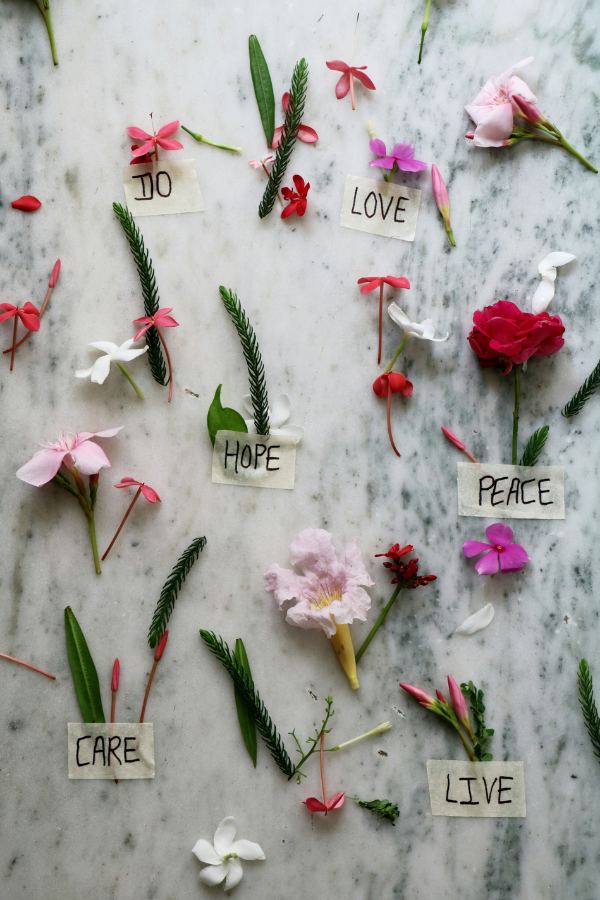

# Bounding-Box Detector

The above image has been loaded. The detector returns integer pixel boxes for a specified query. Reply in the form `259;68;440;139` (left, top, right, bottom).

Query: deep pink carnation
468;300;565;375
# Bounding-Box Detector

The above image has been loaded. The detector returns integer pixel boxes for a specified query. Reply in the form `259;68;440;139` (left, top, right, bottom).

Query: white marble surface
1;0;600;897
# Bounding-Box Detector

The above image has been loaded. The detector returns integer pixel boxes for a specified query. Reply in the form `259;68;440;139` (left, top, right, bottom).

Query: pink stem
0;652;55;680
9;315;17;371
139;659;158;723
387;383;401;457
378;284;383;365
350;76;355;111
462;447;479;464
101;487;142;560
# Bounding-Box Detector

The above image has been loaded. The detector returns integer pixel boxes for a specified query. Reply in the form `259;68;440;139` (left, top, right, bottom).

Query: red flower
0;303;41;331
303;792;345;813
130;144;153;164
375;543;414;560
281;175;310;219
372;372;413;457
468;300;565;375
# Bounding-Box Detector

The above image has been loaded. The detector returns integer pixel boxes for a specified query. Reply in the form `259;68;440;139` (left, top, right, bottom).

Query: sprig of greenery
148;537;207;648
578;659;600;762
563;359;600;418
258;58;309;218
219;287;270;435
200;630;294;777
249;35;275;147
113;203;168;387
288;695;334;783
519;425;549;466
461;680;494;761
354;797;400;825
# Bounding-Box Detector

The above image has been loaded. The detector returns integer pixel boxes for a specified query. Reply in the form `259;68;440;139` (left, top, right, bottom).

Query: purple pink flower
463;523;530;575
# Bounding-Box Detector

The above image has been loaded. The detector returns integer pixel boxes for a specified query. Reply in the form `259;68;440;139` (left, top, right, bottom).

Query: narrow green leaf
64;607;105;723
234;639;258;767
249;35;275;148
148;537;207;648
563;358;600;418
207;385;248;447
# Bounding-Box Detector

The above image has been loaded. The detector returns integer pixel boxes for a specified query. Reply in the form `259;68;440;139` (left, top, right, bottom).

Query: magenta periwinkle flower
369;139;427;177
463;522;530;575
431;164;455;247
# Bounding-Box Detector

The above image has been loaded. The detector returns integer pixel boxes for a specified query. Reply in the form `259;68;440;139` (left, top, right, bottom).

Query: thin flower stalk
102;487;141;560
102;479;160;560
418;0;432;64
512;365;520;465
326;721;391;751
139;631;168;723
0;651;55;680
4;260;60;355
111;658;120;784
32;0;58;65
181;125;242;153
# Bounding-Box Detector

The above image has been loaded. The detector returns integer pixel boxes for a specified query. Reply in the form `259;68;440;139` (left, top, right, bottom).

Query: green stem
455;722;476;761
116;362;145;400
355;584;403;664
288;698;333;781
181;126;242;153
512;364;520;466
87;510;102;575
327;721;391;751
518;131;597;173
34;1;58;65
444;222;456;247
385;334;409;373
418;0;432;64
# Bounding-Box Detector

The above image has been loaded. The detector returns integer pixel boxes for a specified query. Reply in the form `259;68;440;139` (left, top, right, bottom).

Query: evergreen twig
200;630;294;777
519;425;549;466
113;203;168;386
148;537;207;648
354;797;400;825
258;58;309;218
461;680;494;761
578;659;600;762
219;287;270;435
563;359;600;418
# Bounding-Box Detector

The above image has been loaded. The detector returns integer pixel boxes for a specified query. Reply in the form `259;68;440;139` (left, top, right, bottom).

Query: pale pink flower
463;522;531;575
115;477;161;503
271;93;318;148
16;428;123;487
465;58;536;148
248;155;274;169
126;119;184;160
264;527;374;637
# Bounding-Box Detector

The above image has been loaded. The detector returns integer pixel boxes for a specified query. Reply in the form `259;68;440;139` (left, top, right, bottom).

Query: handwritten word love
340;175;421;242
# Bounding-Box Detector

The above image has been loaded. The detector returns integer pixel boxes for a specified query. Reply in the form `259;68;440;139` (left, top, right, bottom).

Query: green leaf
207;385;248;447
578;659;600;762
563;358;600;418
354;797;400;825
519;425;549;466
233;639;258;767
64;607;105;723
249;35;275;148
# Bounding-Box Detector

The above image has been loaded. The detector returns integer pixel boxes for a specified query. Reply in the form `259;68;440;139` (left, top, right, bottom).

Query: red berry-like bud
154;630;169;661
111;658;120;692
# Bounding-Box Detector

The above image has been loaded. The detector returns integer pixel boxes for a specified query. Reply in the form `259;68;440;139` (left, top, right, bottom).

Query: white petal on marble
532;251;577;313
456;603;495;635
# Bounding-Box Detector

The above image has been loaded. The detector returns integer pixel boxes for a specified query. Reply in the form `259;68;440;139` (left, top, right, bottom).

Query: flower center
223;853;239;861
494;545;504;552
310;586;342;610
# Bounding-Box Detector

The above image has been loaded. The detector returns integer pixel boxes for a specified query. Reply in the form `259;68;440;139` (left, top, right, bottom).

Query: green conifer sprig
148;537;207;648
578;659;600;762
219;287;270;435
519;425;549;466
461;680;494;761
354;797;400;825
563;358;600;418
258;58;309;219
113;203;168;386
200;630;294;777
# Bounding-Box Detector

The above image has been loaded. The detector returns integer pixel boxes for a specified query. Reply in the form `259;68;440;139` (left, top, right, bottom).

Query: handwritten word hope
457;462;565;520
340;175;421;242
122;160;204;218
68;723;155;779
427;760;526;818
212;431;297;490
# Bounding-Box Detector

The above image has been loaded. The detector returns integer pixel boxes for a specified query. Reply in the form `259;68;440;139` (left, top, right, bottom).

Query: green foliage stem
519;425;549;466
460;681;494;761
354;797;400;825
234;639;258;767
258;58;309;218
148;537;207;648
563;359;600;418
578;659;600;762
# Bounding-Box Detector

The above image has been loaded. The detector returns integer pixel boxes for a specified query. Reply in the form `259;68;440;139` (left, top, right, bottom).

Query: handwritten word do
132;170;172;201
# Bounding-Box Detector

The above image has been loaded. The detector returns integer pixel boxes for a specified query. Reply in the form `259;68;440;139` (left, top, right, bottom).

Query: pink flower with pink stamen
463;523;530;575
127;118;183;160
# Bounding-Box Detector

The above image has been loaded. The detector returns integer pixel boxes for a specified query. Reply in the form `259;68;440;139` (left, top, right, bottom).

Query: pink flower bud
400;682;436;709
512;94;546;126
49;259;61;288
447;675;469;725
111;658;120;692
465;132;475;141
431;165;449;216
154;630;169;661
436;690;448;704
441;427;465;451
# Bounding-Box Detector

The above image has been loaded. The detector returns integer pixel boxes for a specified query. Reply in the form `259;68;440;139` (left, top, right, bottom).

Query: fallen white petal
538;251;576;272
532;276;556;314
455;603;495;635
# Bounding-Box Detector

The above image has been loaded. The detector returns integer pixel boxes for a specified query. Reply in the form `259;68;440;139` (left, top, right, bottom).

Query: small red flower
281;175;310;219
375;543;414;560
372;372;413;457
303;793;346;813
0;303;41;331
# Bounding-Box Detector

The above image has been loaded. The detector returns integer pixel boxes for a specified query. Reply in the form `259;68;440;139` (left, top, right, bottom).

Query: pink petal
463;540;494;558
399;683;436;707
288;527;338;576
303;797;328;812
131;141;155;158
80;427;123;440
155;314;179;328
127;127;152;141
327;792;345;810
473;103;514;148
16;448;67;486
369;138;387;157
115;477;140;488
154;307;173;317
281;92;290;112
326;60;351;73
270;126;284;149
133;325;150;342
396;158;428;172
352;69;376;90
132;315;153;325
19;312;41;330
465;78;501;125
297;125;318;143
335;72;351;99
281;201;298;219
156;138;184;151
69;441;112;475
485;522;514;548
474;551;500;575
383;277;410;289
156;121;180;138
499;543;530;572
369;156;396;169
390;143;415;160
358;278;382;293
140;484;161;503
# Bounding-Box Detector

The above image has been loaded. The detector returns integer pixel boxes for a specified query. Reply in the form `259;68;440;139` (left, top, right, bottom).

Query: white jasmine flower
532;252;576;315
387;303;449;342
242;393;304;443
192;817;265;892
75;339;147;384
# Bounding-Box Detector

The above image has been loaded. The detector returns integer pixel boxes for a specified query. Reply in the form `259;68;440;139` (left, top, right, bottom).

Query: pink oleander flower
271;93;318;148
0;302;41;332
326;60;375;110
465;57;536;148
431;164;455;247
16;427;123;487
127;118;183;160
133;308;179;342
463;523;531;575
369;139;427;173
115;477;161;503
304;792;345;813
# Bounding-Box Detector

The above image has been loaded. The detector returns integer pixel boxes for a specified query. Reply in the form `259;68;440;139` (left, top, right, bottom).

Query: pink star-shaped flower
133;308;179;342
326;60;375;110
369;139;427;173
114;477;161;503
127;119;184;160
463;523;531;575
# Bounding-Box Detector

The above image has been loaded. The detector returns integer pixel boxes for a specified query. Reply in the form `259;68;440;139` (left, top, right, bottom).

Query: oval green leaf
64;606;105;723
249;35;275;148
207;384;248;446
234;638;258;767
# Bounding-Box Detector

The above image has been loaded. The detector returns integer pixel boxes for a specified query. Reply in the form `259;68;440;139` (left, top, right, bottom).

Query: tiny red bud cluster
376;543;436;588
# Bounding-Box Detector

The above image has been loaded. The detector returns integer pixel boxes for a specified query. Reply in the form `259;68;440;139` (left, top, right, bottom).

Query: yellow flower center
310;587;342;610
